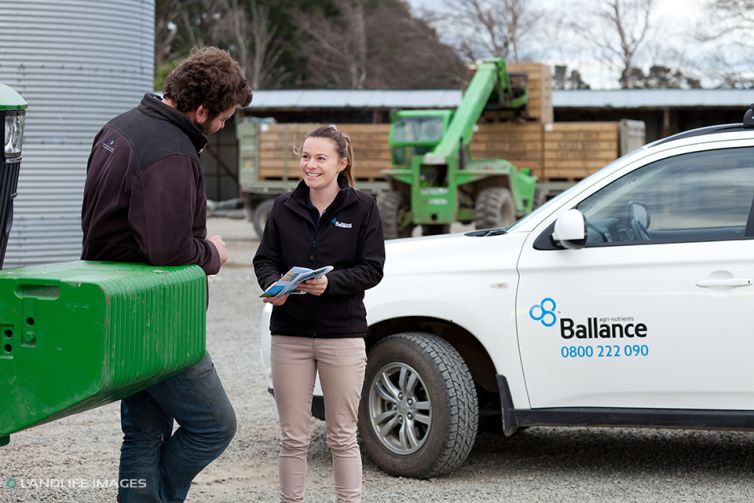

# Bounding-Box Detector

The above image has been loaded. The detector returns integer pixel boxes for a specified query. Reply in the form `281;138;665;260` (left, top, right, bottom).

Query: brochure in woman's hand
260;266;334;298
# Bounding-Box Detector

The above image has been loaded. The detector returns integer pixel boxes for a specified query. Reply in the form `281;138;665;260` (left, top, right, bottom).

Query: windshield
392;117;445;144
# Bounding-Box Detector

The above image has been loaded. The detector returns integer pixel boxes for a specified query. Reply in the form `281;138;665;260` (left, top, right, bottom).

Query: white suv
259;113;754;479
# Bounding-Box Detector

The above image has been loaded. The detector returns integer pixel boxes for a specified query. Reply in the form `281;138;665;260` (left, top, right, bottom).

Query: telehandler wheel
359;332;479;479
533;186;548;209
252;198;275;239
475;187;515;229
421;224;449;236
377;191;414;239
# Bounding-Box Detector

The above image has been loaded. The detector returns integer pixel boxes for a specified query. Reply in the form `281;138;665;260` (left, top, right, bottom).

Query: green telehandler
378;57;538;238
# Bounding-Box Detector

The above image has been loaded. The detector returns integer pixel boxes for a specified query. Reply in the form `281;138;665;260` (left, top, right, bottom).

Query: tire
252;198;275;239
421;224;450;236
244;199;254;223
359;332;478;478
533;185;548;209
377;191;414;239
474;186;515;230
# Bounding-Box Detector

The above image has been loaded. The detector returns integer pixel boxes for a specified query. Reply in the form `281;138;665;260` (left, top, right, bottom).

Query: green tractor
378;57;538;238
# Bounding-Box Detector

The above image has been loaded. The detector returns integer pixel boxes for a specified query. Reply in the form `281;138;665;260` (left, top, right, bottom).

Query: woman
253;125;385;502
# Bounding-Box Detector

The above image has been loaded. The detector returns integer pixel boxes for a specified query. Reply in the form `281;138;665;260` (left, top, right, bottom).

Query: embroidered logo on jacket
102;137;117;153
330;217;353;229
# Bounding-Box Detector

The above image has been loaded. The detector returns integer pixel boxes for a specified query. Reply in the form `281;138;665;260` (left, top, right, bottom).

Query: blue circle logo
6;477;17;489
529;298;557;327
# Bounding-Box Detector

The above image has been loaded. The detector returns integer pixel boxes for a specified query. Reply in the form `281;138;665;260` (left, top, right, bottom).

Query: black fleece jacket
81;94;220;275
253;178;385;338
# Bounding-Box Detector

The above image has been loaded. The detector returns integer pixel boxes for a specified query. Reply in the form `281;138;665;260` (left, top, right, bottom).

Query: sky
406;0;712;89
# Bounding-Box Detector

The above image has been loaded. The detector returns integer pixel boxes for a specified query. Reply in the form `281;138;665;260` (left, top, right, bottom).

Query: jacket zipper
308;209;328;336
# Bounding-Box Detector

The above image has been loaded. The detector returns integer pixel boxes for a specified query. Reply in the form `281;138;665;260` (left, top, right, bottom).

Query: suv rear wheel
359;332;478;478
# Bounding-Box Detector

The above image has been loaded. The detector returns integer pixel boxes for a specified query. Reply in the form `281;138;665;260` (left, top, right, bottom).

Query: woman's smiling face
299;136;347;192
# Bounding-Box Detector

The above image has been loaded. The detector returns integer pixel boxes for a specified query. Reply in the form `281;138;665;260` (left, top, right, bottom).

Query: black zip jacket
81;93;220;275
253;177;385;338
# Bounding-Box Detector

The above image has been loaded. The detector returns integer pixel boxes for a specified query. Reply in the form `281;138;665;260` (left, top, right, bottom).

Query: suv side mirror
552;209;587;249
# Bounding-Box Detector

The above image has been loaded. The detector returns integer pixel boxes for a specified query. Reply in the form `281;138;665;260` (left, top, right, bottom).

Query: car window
577;147;754;246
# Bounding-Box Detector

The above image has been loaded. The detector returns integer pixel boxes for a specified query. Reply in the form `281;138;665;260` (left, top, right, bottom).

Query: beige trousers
271;335;367;503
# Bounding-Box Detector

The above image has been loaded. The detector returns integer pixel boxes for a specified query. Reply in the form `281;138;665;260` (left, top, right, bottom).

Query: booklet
260;265;334;298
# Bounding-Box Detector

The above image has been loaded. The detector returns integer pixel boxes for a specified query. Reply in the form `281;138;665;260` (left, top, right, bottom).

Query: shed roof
247;88;754;110
249;89;462;109
553;89;754;108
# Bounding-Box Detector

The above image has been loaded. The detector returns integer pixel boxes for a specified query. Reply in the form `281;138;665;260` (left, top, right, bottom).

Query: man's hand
207;234;228;265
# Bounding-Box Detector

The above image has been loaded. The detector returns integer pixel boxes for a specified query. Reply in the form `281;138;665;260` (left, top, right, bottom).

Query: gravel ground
3;215;754;502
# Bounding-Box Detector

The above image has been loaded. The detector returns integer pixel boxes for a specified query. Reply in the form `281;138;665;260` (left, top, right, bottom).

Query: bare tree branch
430;0;542;62
293;0;369;88
572;0;654;88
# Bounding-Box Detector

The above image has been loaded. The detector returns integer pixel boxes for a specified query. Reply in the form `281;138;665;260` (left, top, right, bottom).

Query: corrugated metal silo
0;0;154;267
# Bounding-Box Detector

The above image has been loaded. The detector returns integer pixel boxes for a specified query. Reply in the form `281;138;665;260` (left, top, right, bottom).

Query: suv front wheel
358;332;479;478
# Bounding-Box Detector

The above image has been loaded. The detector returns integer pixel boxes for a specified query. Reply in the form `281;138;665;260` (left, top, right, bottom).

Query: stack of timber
252;60;645;185
543;122;620;180
509;62;554;124
543;121;645;181
258;123;390;182
470;123;545;179
255;120;643;185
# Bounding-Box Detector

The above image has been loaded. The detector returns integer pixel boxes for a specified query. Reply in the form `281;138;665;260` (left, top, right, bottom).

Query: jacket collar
138;93;208;154
291;174;354;208
288;175;356;223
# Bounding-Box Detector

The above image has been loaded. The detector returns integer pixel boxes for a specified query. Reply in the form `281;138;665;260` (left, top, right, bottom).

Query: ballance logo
530;297;649;339
330;217;352;229
529;297;557;327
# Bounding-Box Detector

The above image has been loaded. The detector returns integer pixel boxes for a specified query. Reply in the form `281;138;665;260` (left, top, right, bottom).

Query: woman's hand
263;294;289;306
297;276;328;296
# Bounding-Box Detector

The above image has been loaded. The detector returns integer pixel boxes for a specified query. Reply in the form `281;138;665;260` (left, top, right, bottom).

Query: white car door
516;145;754;410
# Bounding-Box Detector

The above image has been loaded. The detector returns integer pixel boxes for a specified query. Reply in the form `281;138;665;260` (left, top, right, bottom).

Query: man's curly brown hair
163;46;252;118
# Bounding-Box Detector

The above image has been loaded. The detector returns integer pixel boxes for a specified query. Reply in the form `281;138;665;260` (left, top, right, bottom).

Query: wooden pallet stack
473;63;645;182
252;63;645;185
543;122;621;180
473;120;642;183
257;123;390;182
511;63;555;124
470;123;545;178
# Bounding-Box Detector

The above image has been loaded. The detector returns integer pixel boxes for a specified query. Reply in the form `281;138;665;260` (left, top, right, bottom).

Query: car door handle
695;278;752;288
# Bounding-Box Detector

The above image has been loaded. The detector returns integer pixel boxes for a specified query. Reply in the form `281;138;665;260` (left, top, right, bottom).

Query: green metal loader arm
426;57;527;162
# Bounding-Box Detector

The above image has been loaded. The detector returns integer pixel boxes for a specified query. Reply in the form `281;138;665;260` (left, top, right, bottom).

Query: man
81;47;252;502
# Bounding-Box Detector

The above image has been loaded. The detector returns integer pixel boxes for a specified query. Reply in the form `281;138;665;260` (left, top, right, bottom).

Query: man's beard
193;118;211;135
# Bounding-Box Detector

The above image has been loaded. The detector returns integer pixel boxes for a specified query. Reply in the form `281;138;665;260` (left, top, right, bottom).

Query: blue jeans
117;352;236;503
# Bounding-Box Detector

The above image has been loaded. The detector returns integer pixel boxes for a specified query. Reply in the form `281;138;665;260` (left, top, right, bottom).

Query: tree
292;0;369;88
695;0;754;87
154;0;226;65
612;65;701;89
154;0;466;90
572;0;654;88
215;0;287;89
644;65;701;89
154;0;229;88
553;65;591;90
292;0;466;89
425;0;542;62
362;0;467;89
